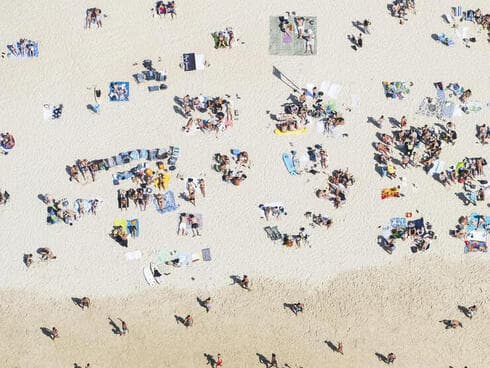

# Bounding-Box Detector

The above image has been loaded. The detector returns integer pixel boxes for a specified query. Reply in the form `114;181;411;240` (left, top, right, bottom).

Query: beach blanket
282;153;297;175
7;40;39;58
390;217;407;229
154;191;178;214
382;81;410;100
381;187;400;199
109;81;129;101
466;213;490;232
74;198;103;214
182;53;206;71
464;240;487;253
43;104;63;120
274;127;307;135
127;219;140;237
125;250;142;261
428;159;445;176
144;266;156;286
201;248;212;261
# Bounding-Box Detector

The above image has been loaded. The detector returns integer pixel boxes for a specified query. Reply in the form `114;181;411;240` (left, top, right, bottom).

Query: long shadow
272;66;300;92
204;353;216;367
173;96;183;107
229;275;242;286
283;303;298;315
347;34;358;50
388;117;399;127
458;305;470;318
325;340;338;352
455;192;470;206
40;327;53;340
37;194;48;203
367;116;380;128
108;317;121;335
256;353;270;367
351;21;365;34
173;105;186;117
375;352;387;362
287;93;300;105
174;314;185;325
71;297;82;309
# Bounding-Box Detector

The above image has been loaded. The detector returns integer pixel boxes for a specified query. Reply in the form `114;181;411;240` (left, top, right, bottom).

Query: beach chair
264;226;282;243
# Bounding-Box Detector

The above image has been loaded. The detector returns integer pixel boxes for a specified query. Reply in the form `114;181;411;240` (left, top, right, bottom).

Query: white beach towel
126;250;142;261
327;84;342;99
319;81;331;95
305;83;315;97
428;159;445;176
143;266;156;286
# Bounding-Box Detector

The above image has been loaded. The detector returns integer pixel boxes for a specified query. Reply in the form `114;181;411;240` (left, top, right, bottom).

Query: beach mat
201;248;212;261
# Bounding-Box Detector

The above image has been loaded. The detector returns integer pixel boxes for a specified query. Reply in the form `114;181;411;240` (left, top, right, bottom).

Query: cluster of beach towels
133;59;168;92
380;215;436;254
382;81;411;100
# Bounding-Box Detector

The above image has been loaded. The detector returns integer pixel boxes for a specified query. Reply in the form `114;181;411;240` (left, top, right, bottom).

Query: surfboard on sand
282;153;297;175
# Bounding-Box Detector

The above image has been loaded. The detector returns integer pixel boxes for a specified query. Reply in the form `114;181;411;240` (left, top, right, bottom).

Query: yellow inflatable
273;127;307;136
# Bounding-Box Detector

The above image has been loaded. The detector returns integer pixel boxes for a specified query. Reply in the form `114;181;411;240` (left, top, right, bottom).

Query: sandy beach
0;1;489;367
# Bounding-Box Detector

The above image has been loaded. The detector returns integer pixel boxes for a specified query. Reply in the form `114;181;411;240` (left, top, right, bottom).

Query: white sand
0;0;489;366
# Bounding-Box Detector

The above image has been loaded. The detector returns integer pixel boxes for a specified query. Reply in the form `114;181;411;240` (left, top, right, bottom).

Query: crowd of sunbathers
213;28;237;49
382;217;436;254
389;0;416;24
274;88;345;134
316;169;355;208
85;8;103;29
179;95;234;135
213;150;250;186
278;13;316;53
373;118;458;178
155;1;177;18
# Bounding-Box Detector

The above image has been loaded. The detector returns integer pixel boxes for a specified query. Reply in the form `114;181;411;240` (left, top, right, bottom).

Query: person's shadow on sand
229;275;242;286
108;317;121;335
40;327;53;340
174;315;185;325
458;305;470;318
375;352;388;363
256;353;270;366
204;353;216;367
325;340;338;352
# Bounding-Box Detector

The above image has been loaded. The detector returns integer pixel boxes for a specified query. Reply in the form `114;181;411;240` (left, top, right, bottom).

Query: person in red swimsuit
216;354;223;367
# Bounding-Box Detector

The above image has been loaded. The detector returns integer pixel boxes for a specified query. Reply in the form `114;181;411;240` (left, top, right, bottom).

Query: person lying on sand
39;248;56;261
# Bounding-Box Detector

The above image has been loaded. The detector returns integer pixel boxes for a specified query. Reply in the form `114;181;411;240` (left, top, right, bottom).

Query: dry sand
0;0;489;367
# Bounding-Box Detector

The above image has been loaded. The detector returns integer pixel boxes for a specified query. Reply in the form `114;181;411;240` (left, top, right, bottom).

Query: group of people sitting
85;8;103;29
304;212;333;228
213;28;237;48
7;39;37;57
44;195;99;225
316;169;355;208
155;1;176;18
259;204;287;221
213;150;250;186
1;132;15;154
24;248;57;268
389;0;416;24
278;14;316;53
180;95;234;135
383;218;436;254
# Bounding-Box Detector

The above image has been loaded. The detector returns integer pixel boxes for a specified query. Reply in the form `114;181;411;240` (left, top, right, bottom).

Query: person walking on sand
241;275;250;290
51;327;59;340
269;353;278;367
203;297;212;313
337;341;344;355
216;353;223;367
363;19;371;34
386;353;396;364
81;297;91;310
377;115;385;129
184;315;193;327
120;320;128;335
400;115;407;129
199;178;206;197
467;305;477;319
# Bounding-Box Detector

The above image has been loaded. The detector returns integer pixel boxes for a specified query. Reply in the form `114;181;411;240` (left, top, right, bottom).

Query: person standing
357;33;363;48
269;353;278;367
51;327;59;340
337;341;344;355
184;315;193;328
216;353;223;367
363;19;371;34
203;297;212;313
467;305;477;319
386;353;396;364
120;320;128;335
241;275;250;290
81;297;91;310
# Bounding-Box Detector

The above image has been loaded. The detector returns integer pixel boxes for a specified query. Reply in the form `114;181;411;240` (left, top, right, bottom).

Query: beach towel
109;82;129;102
326;84;342;99
125;250;142;261
454;6;462;17
390;217;407;229
305;83;316;97
74;198;103;214
428;159;445;176
467;230;487;242
381;225;392;241
127;219;140;237
43;104;63;120
154;191;178;214
381;187;400;199
274;127;307;136
464;240;487;253
156;249;171;265
201;248;212;261
441;101;456;119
